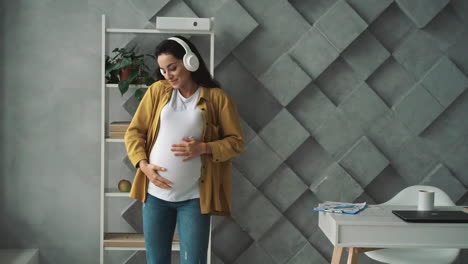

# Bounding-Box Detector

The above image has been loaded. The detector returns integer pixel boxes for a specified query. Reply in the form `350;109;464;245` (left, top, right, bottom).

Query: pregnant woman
125;36;244;264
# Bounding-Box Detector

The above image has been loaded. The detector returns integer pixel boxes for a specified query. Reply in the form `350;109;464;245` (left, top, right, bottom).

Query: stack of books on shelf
313;201;367;215
109;121;130;139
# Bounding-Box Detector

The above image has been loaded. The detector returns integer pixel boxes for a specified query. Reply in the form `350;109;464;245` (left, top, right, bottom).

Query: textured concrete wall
1;0;102;263
2;0;468;263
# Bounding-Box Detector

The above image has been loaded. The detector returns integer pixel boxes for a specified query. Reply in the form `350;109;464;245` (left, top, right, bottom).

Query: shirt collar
160;80;209;102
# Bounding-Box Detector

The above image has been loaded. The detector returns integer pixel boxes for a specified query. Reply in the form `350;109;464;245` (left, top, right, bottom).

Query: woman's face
158;53;192;89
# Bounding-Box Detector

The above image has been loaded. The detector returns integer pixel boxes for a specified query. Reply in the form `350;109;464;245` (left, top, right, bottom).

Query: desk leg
347;247;359;264
331;247;344;264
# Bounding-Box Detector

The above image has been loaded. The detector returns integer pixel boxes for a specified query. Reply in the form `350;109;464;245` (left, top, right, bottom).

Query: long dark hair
155;36;220;88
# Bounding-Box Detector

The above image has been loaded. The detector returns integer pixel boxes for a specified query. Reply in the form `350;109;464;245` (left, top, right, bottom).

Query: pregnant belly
149;148;201;191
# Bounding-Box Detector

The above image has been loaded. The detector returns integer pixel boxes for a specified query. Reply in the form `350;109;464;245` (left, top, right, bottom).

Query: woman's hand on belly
171;137;208;161
139;160;173;189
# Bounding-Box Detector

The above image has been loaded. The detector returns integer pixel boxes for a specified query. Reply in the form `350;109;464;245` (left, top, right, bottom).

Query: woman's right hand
139;160;172;189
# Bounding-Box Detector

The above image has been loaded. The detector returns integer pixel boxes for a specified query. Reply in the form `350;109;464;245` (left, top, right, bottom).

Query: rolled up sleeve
207;93;244;162
125;83;157;168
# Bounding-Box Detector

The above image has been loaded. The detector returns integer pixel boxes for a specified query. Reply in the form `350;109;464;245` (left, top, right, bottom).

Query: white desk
318;205;468;264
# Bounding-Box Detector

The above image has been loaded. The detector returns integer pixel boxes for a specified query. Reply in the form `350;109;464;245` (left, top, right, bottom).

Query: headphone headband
167;37;199;72
168;37;192;54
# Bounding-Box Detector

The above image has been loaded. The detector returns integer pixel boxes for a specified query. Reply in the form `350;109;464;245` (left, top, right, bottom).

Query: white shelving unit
100;14;215;264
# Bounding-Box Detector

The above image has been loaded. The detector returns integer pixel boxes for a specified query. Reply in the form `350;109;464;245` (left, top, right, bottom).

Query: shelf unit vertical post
99;14;106;264
207;21;214;264
100;14;215;264
209;18;215;76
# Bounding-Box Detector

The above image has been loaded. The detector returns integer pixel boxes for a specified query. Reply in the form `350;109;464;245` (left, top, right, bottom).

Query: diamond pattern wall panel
341;30;390;80
123;251;146;264
284;190;322;239
369;2;416;52
308;229;335;261
365;112;413;158
364;166;408;204
121;201;143;233
424;4;465;51
216;55;282;131
315;0;367;52
128;0;170;20
391;138;439;185
258;217;307;264
421;163;466;202
211;218;253;264
233;0;310;76
190;0;258;67
392;83;444;135
396;0;449;28
259;55;312;106
421;56;468;107
286;242;328;264
443;135;468;187
106;0;468;263
258;109;309;160
312;109;364;157
393;30;444;79
233;135;282;187
289;0;337;24
419;92;468;159
367;57;416;107
288;83;337;133
260;164;308;213
290;27;339;80
315;57;362;105
231;166;257;212
217;2;259;65
339;136;389;187
156;0;197;18
286;138;334;186
233;242;274;264
339;83;389;128
451;0;468;23
231;192;282;241
346;0;393;24
311;163;364;202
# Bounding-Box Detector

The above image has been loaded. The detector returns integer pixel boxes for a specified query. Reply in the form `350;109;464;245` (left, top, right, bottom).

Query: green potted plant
105;47;155;100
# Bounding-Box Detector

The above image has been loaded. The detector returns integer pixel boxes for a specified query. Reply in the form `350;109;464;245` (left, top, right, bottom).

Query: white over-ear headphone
168;37;199;72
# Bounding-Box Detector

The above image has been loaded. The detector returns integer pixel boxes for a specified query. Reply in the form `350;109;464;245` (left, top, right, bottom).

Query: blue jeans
143;193;211;264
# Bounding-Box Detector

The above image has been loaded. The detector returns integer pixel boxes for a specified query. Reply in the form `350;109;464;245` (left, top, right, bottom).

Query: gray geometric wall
103;0;468;263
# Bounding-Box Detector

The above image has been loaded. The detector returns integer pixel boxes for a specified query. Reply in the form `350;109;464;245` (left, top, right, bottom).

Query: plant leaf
127;70;139;84
118;79;130;96
145;77;155;86
119;57;133;69
134;89;145;101
105;64;119;75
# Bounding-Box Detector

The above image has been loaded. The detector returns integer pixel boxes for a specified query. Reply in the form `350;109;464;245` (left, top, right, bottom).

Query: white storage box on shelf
156;16;211;31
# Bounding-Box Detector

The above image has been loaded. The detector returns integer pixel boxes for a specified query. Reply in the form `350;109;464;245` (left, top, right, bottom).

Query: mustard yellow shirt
125;80;244;216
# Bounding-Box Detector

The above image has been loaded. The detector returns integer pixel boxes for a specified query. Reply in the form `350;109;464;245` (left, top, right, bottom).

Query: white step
0;249;39;264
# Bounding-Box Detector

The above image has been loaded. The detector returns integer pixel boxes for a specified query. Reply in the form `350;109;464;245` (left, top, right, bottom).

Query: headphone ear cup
183;53;199;72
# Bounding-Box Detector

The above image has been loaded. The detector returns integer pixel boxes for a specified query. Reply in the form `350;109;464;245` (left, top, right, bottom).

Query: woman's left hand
171;137;206;161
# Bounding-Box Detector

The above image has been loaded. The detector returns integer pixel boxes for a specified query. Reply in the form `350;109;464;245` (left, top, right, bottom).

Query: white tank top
147;87;203;201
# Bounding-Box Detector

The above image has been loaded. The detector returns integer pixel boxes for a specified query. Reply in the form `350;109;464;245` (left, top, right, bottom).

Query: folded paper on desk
313;201;367;214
